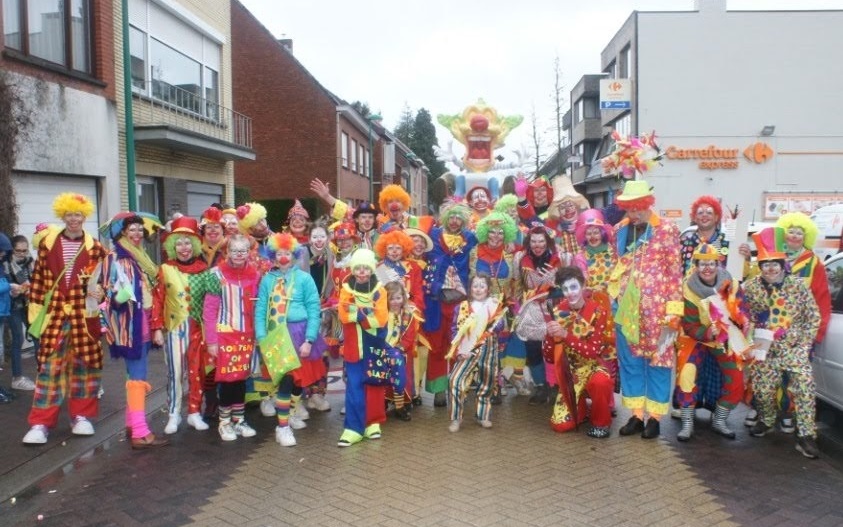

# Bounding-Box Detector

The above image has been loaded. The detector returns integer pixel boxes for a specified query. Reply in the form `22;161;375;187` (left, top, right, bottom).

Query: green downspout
121;0;137;210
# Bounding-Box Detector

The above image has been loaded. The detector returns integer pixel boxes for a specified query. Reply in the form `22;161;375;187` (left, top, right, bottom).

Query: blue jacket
255;266;320;342
0;233;11;316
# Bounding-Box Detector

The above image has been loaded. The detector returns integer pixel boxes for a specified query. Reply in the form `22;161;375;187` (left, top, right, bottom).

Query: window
3;0;93;74
359;144;365;176
351;139;358;172
364;149;370;178
341;132;349;168
129;0;222;119
619;45;631;79
613;114;631;138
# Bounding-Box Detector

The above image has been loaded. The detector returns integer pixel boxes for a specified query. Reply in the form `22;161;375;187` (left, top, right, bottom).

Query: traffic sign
600;101;631;109
600;78;632;111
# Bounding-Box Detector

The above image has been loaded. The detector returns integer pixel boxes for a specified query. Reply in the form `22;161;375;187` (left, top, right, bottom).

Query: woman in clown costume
151;217;214;435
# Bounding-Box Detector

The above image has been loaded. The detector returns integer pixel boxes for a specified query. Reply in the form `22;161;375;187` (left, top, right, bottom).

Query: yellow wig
52;193;95;219
775;212;820;249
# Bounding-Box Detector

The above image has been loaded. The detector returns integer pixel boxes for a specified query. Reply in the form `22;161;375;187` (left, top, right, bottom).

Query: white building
586;0;843;227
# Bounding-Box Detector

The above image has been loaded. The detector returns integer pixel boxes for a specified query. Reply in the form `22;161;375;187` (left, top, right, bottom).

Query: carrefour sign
665;142;774;170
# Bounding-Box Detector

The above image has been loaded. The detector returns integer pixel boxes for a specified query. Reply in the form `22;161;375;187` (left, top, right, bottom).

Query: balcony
132;80;255;161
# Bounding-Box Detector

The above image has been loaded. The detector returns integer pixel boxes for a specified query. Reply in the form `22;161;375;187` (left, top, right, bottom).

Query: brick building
231;1;390;225
2;0;120;236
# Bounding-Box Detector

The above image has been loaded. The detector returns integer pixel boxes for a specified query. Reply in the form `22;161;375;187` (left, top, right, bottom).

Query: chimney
278;38;293;53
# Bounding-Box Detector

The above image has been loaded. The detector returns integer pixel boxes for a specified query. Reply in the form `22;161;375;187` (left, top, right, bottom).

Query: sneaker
744;408;758;427
780;417;796;434
749;421;772;437
587;426;611;439
307;393;331;412
289;415;307;430
186;412;210;431
71;416;95;436
260;397;276;417
796;435;820;459
11;376;36;391
234;420;257;438
164;413;181;435
340;405;346;415
23;425;48;444
275;426;296;447
218;421;237;441
294;404;310;421
479;420;493;429
448;420;461;433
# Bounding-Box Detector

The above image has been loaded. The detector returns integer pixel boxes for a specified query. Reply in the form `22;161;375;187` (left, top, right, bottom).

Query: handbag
28;245;83;339
215;330;255;382
363;344;406;389
259;325;301;385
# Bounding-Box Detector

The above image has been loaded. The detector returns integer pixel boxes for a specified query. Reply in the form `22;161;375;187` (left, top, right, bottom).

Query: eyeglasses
229;249;249;255
696;261;718;269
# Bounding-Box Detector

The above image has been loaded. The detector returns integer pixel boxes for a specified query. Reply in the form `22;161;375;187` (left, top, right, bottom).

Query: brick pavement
4;370;843;526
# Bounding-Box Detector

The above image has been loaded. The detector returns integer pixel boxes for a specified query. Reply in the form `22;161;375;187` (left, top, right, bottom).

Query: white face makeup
561;278;584;307
470;189;490;211
470;277;490;301
585;226;603;247
785;227;805;252
310;228;328;251
529;233;547;256
175;237;195;261
694;205;718;230
203;223;224;244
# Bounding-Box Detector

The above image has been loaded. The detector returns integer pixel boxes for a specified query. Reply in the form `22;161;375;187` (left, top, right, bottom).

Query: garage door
12;173;101;247
186;181;224;217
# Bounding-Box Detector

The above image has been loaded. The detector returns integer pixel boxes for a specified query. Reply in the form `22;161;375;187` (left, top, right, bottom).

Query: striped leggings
164;320;206;415
448;339;497;422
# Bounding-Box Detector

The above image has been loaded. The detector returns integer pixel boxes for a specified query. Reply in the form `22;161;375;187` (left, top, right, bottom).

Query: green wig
475;211;517;244
775;212;820;250
439;201;471;226
163;232;202;260
494;194;518;214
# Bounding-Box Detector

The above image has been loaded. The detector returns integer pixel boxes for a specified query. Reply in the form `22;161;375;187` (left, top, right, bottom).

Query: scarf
585;243;608;257
686;268;730;299
117;237;158;283
477;244;504;263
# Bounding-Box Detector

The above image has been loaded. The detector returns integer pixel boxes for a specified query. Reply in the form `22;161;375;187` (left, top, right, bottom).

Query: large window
129;0;221;119
3;0;92;74
351;139;358;172
341;132;348;168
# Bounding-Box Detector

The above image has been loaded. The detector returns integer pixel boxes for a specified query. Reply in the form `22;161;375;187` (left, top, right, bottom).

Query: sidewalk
0;347;169;503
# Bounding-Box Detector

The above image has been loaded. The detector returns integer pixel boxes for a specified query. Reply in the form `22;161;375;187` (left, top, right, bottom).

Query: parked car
810;205;843;261
814;251;843;411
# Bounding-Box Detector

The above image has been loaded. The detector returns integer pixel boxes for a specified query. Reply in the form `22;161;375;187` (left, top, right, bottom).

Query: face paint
561;278;584;307
310;228;328;250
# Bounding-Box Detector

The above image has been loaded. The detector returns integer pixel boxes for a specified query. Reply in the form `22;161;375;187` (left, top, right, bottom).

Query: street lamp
367;113;382;202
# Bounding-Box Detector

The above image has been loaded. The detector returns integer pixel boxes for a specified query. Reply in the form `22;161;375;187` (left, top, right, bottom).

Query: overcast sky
237;0;843;161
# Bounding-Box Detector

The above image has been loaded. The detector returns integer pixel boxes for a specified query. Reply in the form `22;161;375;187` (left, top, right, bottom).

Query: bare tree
551;54;566;155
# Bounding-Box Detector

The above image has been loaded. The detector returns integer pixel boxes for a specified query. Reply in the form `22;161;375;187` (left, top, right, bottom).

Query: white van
810;205;843;261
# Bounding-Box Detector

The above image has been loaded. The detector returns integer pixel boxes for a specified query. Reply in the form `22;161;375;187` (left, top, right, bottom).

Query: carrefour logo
665;142;774;170
743;142;774;164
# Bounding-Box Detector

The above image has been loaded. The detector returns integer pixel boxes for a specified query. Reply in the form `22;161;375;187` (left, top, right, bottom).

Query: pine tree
409;108;447;186
393;104;414;146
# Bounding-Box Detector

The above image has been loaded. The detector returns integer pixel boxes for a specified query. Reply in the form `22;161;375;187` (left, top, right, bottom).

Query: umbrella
99;211;163;239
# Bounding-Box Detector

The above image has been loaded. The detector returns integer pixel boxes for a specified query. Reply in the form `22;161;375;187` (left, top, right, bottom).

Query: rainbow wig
374;229;414;260
267;232;300;255
775;212;820;249
378;184;411;213
163;231;202;260
53;193;95;219
475;212;517;244
690;195;722;221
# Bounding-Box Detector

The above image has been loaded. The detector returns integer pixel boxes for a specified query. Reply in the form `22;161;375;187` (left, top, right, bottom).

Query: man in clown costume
23;193;108;445
608;180;683;439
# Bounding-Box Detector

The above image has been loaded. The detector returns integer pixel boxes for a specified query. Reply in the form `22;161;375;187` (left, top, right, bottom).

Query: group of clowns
18;174;831;458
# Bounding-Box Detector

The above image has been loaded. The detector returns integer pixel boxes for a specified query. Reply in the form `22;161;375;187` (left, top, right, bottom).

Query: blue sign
600;101;631;110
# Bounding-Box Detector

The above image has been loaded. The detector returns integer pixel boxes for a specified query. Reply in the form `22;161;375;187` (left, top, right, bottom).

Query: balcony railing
132;79;252;150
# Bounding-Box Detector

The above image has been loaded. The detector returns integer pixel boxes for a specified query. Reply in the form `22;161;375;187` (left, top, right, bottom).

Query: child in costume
203;234;260;441
151;217;213;435
254;233;323;447
384;281;421;421
337;249;389;447
447;275;507;432
546;266;615;438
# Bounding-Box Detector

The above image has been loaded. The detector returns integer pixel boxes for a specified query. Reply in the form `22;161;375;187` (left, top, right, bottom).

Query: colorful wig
163;231;201;260
52;193;95;219
378;184;411;213
475;212;517;244
690;195;722;222
267;232;300;254
494;194;518;214
236;202;267;232
374;229;414;260
775;212;820;249
439;201;471;227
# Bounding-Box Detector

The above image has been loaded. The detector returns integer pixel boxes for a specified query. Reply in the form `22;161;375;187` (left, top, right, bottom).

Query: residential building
587;0;843;225
2;0;119;236
123;0;253;221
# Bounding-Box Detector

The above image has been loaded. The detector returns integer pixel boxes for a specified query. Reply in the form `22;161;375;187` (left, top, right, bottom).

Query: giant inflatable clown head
438;98;523;173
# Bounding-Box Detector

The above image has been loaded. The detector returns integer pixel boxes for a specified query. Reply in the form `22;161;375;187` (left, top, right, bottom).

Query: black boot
641;417;660;439
528;385;549;405
619;415;645;436
394;406;412;421
433;392;447;407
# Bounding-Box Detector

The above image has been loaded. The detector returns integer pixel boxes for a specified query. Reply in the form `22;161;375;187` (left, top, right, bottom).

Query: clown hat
526;176;553;205
616;180;655;202
549;175;589;214
692;243;724;261
200;206;223;227
332;221;359;241
404;227;433;252
287;199;309;220
752;227;787;262
353;201;379;218
170;216;200;238
349;248;378;272
575;209;612;246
